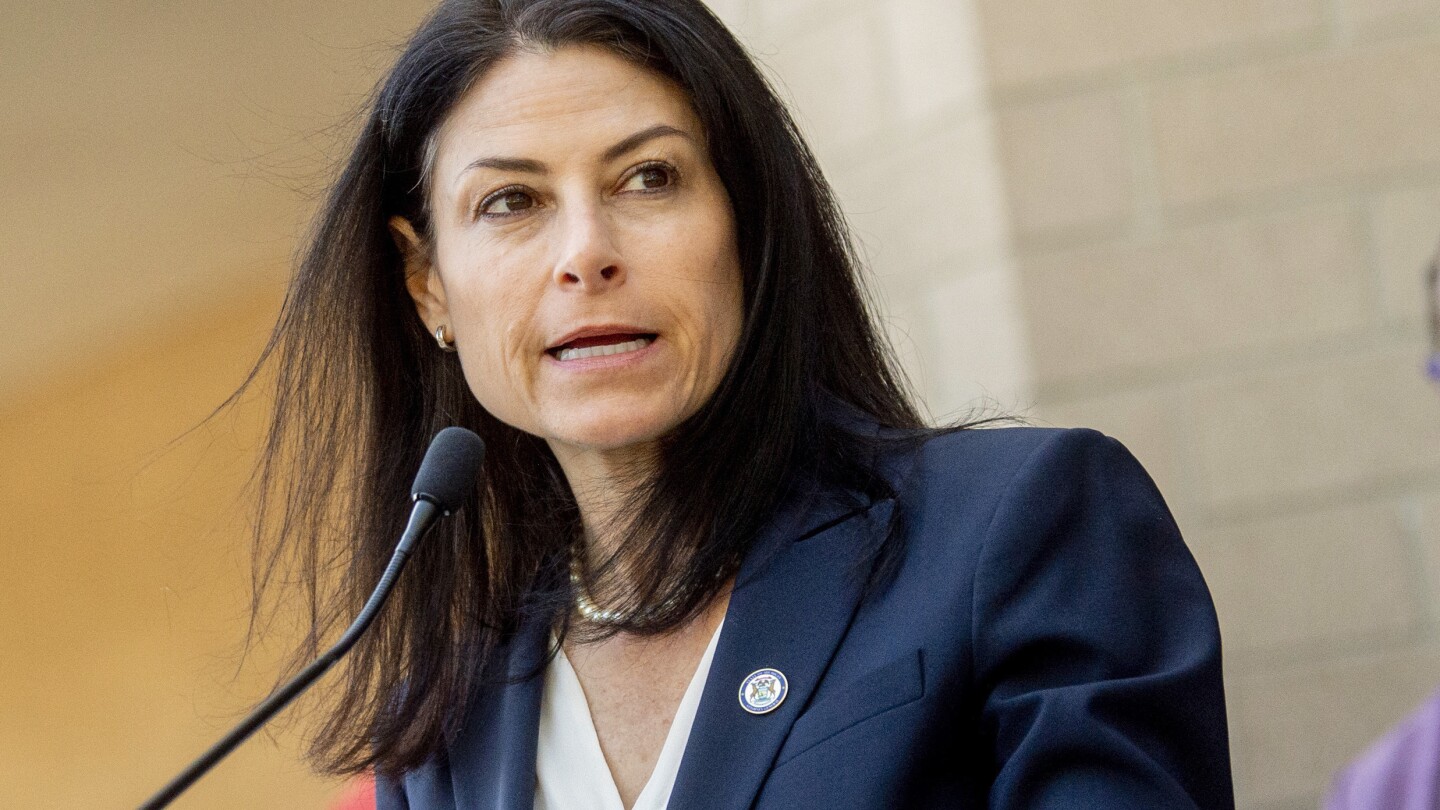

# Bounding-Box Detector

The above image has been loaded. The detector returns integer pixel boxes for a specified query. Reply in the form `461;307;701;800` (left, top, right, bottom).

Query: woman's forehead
431;45;701;184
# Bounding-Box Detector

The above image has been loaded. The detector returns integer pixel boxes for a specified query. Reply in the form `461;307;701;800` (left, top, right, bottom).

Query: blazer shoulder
915;423;1123;464
864;426;1150;581
898;424;1142;499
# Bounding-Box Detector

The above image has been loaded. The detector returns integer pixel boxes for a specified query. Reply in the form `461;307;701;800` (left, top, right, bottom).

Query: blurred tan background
3;1;1438;808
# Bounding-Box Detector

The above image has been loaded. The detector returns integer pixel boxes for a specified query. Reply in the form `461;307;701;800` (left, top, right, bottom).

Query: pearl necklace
569;555;629;625
569;548;734;626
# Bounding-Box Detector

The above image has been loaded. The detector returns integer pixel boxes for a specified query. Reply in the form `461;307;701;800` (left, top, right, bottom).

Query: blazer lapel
447;610;549;809
668;479;896;809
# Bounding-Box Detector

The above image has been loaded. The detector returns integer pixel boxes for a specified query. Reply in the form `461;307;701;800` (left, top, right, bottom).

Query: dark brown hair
232;0;980;778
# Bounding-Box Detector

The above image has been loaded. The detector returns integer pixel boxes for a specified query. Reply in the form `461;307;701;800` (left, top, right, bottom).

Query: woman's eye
620;164;676;193
480;188;536;217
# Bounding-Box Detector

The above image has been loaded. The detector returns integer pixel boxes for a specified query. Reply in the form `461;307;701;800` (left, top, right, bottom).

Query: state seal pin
739;668;788;715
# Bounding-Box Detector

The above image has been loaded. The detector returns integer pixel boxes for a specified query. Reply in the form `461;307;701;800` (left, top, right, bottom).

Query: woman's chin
539;409;678;459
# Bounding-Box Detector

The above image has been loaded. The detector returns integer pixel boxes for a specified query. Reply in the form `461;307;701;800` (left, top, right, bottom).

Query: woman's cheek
459;347;530;431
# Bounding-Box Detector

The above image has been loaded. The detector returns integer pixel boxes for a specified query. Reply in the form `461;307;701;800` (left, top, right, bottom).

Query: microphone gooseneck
137;427;485;810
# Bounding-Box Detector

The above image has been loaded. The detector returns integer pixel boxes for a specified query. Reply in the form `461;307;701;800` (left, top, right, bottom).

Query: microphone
138;427;486;810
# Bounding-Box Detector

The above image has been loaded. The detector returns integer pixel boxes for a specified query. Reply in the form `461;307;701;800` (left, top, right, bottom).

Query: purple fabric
1327;687;1440;810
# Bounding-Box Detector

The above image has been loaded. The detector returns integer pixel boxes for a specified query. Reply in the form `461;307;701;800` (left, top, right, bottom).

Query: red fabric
328;774;376;810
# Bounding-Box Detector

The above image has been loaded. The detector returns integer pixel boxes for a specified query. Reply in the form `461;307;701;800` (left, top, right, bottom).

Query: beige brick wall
1020;205;1373;386
1228;643;1440;806
978;0;1325;88
723;0;1440;807
710;0;1033;420
976;1;1440;807
1148;39;1440;211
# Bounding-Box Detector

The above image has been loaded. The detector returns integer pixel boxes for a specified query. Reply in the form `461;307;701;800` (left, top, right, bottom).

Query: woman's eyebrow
453;124;693;188
600;123;692;162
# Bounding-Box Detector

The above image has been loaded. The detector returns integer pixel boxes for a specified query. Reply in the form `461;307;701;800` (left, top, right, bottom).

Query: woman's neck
549;439;659;573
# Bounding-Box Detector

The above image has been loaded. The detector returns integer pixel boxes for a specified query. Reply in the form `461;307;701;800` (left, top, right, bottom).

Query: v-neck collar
536;619;726;810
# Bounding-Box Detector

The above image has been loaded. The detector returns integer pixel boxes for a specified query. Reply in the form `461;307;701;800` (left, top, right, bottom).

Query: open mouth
547;333;657;362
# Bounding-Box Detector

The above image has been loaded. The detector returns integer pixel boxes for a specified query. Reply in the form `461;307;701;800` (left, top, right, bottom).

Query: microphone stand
137;498;440;810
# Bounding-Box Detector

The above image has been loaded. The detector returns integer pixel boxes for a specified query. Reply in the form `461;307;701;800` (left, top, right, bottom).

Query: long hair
235;0;980;778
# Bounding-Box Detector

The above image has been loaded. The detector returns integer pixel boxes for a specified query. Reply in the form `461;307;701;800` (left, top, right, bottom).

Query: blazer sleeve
971;428;1234;809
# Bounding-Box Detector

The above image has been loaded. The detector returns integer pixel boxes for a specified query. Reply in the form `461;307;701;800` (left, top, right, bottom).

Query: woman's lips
546;327;658;359
547;323;655;350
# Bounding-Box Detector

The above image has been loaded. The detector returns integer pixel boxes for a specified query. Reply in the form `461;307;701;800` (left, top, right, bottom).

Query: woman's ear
388;215;449;332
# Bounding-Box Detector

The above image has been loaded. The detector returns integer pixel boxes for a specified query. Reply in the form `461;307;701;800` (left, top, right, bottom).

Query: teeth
556;336;651;362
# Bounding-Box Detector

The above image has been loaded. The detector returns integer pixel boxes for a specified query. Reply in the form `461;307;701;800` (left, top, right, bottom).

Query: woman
243;0;1235;807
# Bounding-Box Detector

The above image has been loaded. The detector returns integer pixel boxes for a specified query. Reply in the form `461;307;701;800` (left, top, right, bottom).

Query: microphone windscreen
411;427;486;511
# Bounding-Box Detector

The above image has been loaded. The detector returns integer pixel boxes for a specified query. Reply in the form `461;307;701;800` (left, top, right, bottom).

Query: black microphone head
411;427;486;513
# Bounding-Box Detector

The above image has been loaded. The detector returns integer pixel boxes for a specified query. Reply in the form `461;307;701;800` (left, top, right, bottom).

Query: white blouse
534;619;725;810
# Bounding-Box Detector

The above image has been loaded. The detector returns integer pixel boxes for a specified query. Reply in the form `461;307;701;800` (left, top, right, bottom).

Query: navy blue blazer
377;425;1234;809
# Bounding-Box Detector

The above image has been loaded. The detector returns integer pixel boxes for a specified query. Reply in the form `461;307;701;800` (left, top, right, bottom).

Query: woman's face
392;45;743;469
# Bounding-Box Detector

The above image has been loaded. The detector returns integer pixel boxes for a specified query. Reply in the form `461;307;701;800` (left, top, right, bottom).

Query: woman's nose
552;204;624;291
